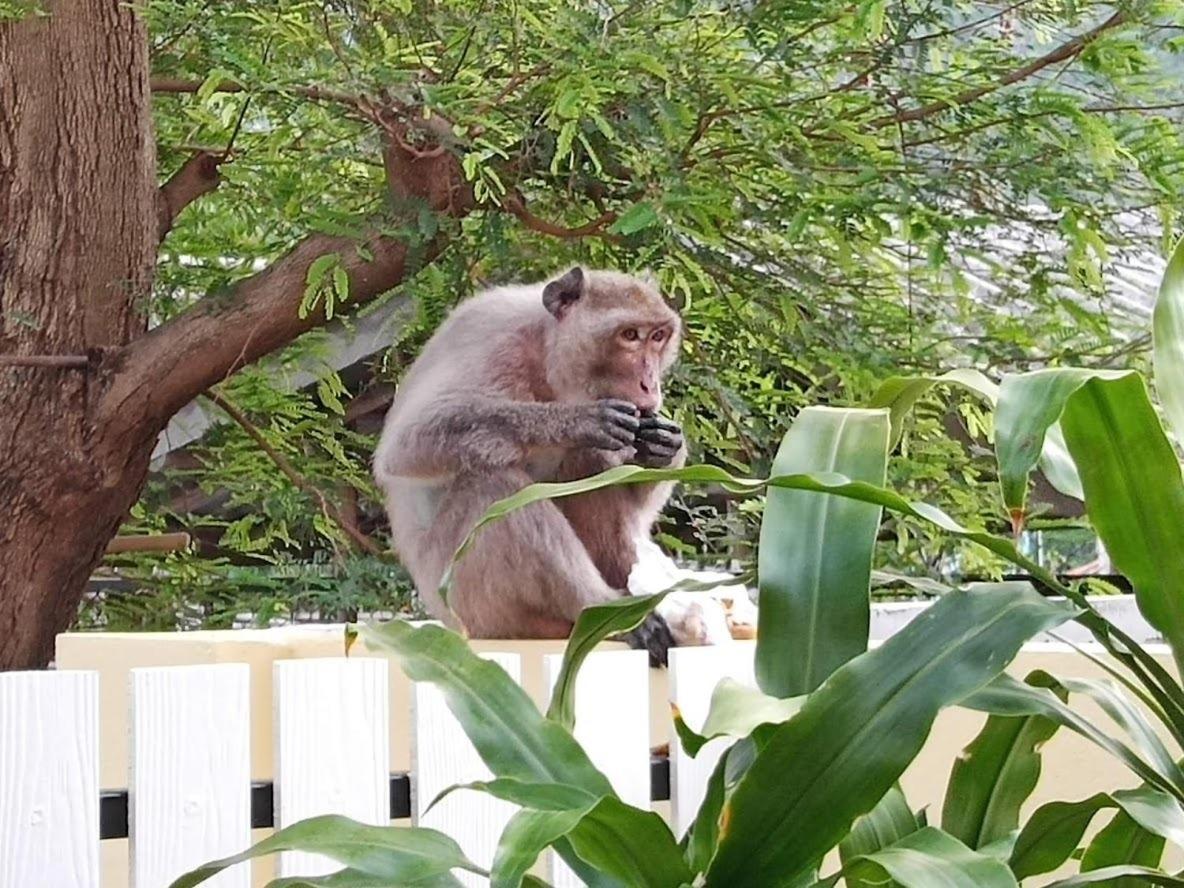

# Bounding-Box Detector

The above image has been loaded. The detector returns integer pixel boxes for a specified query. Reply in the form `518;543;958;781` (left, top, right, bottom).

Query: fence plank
274;657;390;878
130;664;251;888
668;642;756;836
0;670;99;888
544;649;651;887
412;653;522;888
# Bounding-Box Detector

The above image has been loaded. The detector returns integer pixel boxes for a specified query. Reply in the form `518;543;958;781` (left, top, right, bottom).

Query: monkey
373;266;686;665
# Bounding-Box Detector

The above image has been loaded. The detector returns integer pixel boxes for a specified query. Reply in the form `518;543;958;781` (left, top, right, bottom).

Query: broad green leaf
563;796;693;888
964;673;1183;800
608;201;659;235
547;593;665;730
1009;794;1112;879
942;700;1061;850
840;785;921;888
359;621;611;795
169;816;483;888
267;872;465;888
672;678;803;757
493;808;591;888
756;406;890;697
1109;786;1184;849
869;369;998;449
1081;810;1166;884
704;584;1074;884
995;368;1131;523
428;778;597;815
841;827;1018;888
1046;867;1184;886
1152;236;1184;443
868;370;1081;499
1058;373;1184;674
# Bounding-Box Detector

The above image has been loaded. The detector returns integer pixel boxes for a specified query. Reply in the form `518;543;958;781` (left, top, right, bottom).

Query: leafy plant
175;247;1184;883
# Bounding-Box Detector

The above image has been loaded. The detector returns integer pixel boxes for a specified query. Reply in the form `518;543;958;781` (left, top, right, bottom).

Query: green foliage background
93;0;1184;629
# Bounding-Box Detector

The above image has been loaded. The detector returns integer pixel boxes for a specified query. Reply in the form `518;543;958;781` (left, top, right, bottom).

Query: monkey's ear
543;267;584;319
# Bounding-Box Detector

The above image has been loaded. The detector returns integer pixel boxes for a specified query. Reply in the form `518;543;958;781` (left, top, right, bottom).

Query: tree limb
150;75;361;107
201;388;385;557
102;230;445;435
157;150;225;240
871;9;1129;129
503;193;620;240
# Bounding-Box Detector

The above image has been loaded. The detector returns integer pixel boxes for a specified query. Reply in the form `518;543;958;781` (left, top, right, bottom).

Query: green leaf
942;699;1062;849
841;827;1018;888
358;621;612;795
704;584;1074;884
868;369;998;449
1081;810;1166;885
563;796;693;888
756;406;890;697
168;815;483;888
1045;866;1184;886
683;745;730;874
267;872;466;887
547;593;666;730
1009;794;1112;879
964;673;1183;800
1152;236;1184;443
840;785;921;888
1057;373;1184;675
428;778;598;815
492;808;591;888
995;368;1131;521
672;678;803;757
608;201;659;235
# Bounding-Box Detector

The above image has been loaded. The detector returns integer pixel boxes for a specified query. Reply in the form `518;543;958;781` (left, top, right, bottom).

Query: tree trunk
0;2;157;668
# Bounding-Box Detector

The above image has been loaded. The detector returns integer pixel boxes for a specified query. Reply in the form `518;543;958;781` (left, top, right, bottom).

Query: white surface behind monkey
628;536;757;645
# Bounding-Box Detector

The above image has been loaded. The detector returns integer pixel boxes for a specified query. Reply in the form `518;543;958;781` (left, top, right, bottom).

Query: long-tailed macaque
373;267;686;664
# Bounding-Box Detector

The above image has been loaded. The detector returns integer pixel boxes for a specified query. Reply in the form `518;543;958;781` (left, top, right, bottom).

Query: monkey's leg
428;469;632;641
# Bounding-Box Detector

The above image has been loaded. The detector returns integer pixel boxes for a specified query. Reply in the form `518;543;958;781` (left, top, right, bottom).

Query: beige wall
56;630;1177;887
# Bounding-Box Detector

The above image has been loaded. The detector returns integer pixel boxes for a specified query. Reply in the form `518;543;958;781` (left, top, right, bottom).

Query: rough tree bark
0;2;157;669
0;2;471;669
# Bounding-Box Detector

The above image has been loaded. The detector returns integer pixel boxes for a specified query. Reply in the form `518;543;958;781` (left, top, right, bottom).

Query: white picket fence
0;646;744;888
0;595;1164;888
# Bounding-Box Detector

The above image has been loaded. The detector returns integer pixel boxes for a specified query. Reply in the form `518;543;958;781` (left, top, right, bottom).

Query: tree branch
102;230;445;434
201;388;385;557
502;193;619;240
150;75;362;107
871;9;1129;129
157;150;225;240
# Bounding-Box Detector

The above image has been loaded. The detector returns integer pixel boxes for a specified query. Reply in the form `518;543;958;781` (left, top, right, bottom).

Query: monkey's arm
378;397;640;478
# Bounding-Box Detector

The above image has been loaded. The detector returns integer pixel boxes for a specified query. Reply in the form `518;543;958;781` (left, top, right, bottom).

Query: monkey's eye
651;329;666;343
621;328;641;342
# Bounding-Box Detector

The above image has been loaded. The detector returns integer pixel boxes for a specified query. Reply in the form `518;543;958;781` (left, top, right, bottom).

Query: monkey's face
543;267;681;411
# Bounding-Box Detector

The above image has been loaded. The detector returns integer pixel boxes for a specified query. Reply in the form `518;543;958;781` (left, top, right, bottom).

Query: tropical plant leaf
492;808;591;888
672;678;803;757
963;672;1184;801
1058;372;1184;675
703;584;1074;884
994;368;1132;523
1009;794;1113;879
840;826;1019;888
1045;866;1184;886
267;872;466;887
756;406;890;697
1080;810;1166;885
359;620;611;794
840;785;921;888
547;593;665;730
1152;235;1184;444
169;815;483;888
942;698;1061;850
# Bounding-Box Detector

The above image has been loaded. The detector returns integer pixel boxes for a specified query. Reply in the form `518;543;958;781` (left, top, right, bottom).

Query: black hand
621;611;675;667
578;399;639;450
633;413;684;467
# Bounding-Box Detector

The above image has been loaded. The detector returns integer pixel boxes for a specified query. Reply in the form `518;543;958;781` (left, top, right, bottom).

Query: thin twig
202;388;387;558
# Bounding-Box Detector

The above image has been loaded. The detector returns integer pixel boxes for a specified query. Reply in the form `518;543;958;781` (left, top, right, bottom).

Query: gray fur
373;268;685;648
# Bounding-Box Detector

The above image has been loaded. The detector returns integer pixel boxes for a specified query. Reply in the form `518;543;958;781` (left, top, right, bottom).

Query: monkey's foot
621;612;676;668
